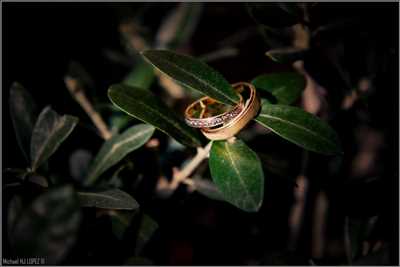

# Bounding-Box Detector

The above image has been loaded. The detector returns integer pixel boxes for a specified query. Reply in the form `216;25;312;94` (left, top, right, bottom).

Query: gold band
184;93;244;128
200;82;260;140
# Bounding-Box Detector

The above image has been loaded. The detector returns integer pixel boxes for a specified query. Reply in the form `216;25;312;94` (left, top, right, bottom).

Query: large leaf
11;186;81;264
9;82;38;162
30;107;78;171
85;124;155;185
254;103;342;155
141;50;239;105
209;139;264;212
252;72;305;105
108;84;203;147
77;188;139;210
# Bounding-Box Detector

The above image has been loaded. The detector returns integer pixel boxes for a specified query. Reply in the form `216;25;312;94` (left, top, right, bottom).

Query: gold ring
200;82;260;140
184;93;244;128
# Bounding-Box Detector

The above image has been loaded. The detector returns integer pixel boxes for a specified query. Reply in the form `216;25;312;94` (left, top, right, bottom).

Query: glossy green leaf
30;107;78;171
209;139;264;212
85;124;155;185
77;188;139;210
9;82;38;162
11;186;81;264
141;50;239;105
191;178;225;201
266;47;307;63
254;103;342;155
134;214;159;256
108;84;203;147
252;72;305;105
123;59;155;90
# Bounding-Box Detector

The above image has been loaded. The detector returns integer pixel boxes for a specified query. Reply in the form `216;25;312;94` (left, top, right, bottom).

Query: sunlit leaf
254;103;342;155
9;82;38;162
209;139;264;212
11;186;81;264
108;84;204;147
77;188;139;210
141;50;239;105
30;107;78;171
252;72;305;105
85;124;154;185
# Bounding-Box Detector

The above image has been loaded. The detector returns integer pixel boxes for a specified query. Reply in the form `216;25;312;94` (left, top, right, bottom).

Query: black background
3;3;399;265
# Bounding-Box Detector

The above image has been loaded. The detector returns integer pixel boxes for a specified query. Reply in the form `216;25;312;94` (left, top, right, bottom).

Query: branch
170;141;212;190
64;76;112;140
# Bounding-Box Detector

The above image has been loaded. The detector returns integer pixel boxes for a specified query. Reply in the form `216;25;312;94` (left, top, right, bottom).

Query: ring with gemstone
200;82;260;140
184;93;244;128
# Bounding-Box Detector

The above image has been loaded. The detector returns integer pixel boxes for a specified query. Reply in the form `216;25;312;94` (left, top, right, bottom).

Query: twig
64;76;112;140
170;141;212;190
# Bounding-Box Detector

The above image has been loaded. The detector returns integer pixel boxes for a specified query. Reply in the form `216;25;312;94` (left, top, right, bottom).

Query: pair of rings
184;82;260;140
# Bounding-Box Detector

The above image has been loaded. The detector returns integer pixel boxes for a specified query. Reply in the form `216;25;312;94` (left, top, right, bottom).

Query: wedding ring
200;82;260;140
184;94;244;128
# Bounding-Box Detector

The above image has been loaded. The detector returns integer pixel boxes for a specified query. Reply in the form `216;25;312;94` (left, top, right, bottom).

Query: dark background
3;3;399;265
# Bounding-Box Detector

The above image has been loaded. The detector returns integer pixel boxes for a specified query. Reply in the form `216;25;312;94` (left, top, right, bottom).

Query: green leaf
252;72;305;105
254;103;342;155
123;59;155;90
12;186;81;264
141;50;239;105
85;124;155;185
134;214;159;256
30;107;79;171
9;82;38;162
108;84;203;147
77;188;139;210
209;139;264;212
